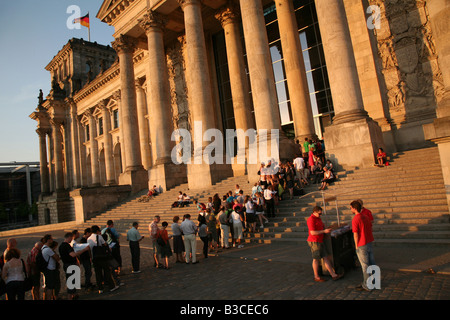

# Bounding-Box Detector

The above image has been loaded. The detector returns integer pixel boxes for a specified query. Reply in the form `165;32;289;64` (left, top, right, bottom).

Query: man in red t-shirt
306;206;343;282
351;200;376;291
357;199;373;226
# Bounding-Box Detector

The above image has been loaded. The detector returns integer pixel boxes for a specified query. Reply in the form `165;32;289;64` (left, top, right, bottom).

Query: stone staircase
67;146;450;247
244;146;450;247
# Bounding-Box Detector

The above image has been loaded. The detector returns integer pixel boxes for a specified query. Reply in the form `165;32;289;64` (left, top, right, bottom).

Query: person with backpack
87;226;119;294
39;234;61;300
26;241;43;300
59;232;89;300
102;220;122;276
79;228;94;290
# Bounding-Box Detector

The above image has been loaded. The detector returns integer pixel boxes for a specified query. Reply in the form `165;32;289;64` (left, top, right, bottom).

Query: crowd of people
0;137;385;300
0;221;125;300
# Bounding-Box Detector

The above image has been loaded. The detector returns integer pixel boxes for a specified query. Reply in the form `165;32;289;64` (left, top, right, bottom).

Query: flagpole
88;12;91;42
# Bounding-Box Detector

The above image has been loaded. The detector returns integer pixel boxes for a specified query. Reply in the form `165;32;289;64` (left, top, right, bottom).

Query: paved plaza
2;227;450;306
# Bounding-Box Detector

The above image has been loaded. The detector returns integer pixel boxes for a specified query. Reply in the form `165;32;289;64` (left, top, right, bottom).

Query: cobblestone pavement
2;229;450;307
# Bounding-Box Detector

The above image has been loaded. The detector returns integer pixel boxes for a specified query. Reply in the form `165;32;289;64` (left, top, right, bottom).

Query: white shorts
233;223;243;239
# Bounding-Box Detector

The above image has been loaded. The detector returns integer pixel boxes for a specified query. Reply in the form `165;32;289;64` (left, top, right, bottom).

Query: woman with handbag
156;222;173;269
1;248;28;300
255;192;269;229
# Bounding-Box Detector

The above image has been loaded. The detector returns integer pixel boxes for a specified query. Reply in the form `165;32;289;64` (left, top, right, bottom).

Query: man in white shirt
293;155;306;187
41;234;60;300
180;214;198;264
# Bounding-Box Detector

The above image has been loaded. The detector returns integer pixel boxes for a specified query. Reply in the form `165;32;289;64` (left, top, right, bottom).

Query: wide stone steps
67;146;450;247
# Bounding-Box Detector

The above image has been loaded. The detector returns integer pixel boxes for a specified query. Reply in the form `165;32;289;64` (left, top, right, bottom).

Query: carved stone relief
166;35;191;136
368;0;444;123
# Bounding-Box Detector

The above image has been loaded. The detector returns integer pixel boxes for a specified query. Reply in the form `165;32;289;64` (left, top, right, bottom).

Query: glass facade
213;0;334;146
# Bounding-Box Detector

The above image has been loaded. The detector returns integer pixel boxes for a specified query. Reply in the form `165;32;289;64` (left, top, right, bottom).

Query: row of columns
36;0;385;194
35;82;155;195
98;0;375;189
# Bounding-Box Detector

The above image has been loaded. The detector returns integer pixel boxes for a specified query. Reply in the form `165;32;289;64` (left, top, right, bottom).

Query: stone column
135;80;152;170
314;0;384;169
37;128;50;194
50;119;65;191
100;101;116;185
343;0;396;152
77;118;88;187
239;0;296;182
69;101;81;188
48;128;55;192
275;0;316;141
178;0;232;189
138;10;187;191
112;90;127;172
423;0;450;210
112;35;147;192
88;110;100;187
178;0;216;136
215;3;255;176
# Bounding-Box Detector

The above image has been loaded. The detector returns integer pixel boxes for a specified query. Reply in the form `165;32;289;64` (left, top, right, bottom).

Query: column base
187;162;233;191
119;167;148;193
324;117;385;170
423;114;450;210
245;131;297;183
148;162;187;192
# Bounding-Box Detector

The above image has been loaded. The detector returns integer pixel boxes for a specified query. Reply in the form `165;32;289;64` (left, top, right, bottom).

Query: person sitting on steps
319;166;335;191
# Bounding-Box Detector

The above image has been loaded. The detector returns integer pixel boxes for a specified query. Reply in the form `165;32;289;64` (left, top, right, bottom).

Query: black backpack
35;248;50;272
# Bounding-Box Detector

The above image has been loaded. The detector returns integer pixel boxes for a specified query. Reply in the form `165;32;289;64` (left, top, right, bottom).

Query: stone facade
29;0;450;225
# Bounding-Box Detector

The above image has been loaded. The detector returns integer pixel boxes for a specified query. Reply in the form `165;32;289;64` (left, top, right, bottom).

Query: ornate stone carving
215;3;240;27
138;10;168;32
112;90;121;102
369;0;443;125
111;35;137;54
166;36;190;133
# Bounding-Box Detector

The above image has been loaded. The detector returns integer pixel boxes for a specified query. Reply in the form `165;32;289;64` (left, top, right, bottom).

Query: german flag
73;13;90;28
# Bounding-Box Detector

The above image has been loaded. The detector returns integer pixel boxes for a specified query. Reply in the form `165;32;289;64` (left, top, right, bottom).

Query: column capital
112;90;121;102
111;35;138;54
177;0;202;10
50;118;64;128
138;10;168;33
83;108;93;118
36;128;50;137
97;99;108;110
215;3;240;27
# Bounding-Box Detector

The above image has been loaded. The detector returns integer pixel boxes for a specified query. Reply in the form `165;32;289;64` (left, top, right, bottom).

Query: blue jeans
356;242;376;289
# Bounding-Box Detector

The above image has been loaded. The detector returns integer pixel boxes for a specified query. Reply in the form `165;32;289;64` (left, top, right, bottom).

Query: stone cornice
72;62;120;104
45;38;115;72
98;0;137;25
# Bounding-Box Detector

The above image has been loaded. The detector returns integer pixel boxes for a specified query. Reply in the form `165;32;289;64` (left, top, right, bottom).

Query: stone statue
38;89;44;105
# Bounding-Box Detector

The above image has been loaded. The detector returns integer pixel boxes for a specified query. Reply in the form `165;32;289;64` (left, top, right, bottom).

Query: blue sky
0;1;114;162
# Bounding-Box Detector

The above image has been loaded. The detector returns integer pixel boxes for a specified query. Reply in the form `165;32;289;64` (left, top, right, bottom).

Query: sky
0;1;115;163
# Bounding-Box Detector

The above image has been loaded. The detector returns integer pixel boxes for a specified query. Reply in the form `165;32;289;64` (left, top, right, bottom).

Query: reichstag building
29;0;450;224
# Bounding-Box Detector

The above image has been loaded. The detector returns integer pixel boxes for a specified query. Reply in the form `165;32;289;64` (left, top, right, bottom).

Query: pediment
80;113;91;125
97;0;138;24
97;0;121;21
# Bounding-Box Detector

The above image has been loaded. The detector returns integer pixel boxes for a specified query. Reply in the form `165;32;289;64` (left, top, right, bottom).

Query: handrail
297;189;355;227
